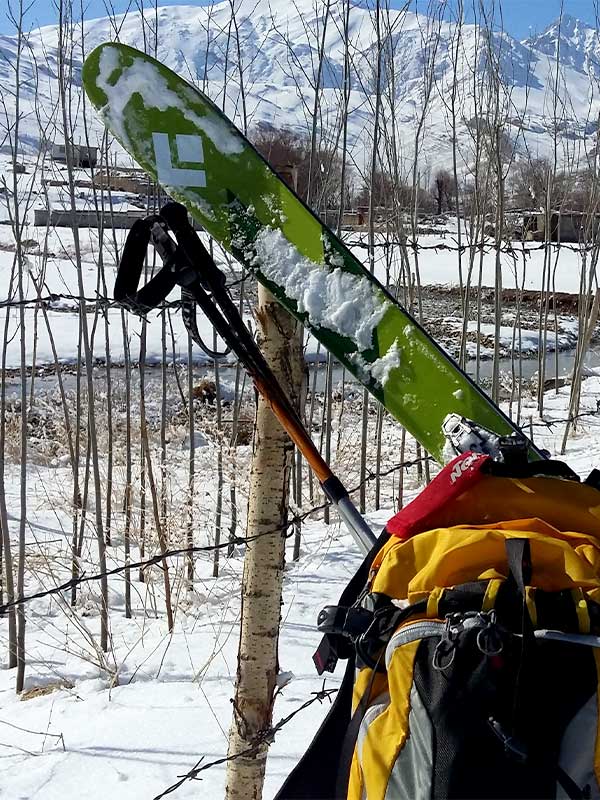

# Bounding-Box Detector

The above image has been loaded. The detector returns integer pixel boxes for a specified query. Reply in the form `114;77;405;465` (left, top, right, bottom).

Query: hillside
0;1;597;180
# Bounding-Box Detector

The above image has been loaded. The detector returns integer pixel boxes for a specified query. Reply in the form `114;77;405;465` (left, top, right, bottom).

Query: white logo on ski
152;132;206;187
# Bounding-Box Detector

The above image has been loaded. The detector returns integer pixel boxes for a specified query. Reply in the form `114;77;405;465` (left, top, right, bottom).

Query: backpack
275;452;600;800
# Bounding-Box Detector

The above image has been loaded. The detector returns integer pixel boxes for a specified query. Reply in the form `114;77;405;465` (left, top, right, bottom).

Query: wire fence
153;683;338;799
0;455;430;617
7;403;600;618
0;277;247;310
345;237;600;255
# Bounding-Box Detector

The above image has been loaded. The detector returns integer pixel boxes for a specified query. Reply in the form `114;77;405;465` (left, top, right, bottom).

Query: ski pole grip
115;216;178;312
160;202;225;289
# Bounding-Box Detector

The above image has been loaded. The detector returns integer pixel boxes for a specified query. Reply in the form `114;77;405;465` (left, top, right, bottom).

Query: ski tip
82;42;112;107
82;42;145;107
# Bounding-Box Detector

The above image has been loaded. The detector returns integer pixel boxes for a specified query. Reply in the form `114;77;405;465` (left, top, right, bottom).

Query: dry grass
20;679;74;701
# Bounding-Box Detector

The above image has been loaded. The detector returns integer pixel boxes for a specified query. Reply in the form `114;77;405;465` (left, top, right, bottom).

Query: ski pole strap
115;215;178;312
116;209;230;358
160;201;226;292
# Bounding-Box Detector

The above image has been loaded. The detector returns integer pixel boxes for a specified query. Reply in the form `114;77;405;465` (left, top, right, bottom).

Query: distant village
33;139;600;244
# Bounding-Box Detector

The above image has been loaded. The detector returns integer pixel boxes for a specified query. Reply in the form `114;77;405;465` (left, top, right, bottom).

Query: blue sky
0;0;595;38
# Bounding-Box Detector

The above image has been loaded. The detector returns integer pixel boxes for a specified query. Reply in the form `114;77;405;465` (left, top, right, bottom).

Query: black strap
273;653;356;800
584;468;600;491
117;206;232;359
115;216;178;312
505;537;532;595
556;766;590;800
334;654;383;800
505;538;536;763
313;529;389;674
485;457;581;482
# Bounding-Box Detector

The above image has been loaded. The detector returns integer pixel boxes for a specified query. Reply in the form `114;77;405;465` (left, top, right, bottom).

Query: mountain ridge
1;2;597;181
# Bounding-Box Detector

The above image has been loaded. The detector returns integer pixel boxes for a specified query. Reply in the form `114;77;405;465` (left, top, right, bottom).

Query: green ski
82;42;541;464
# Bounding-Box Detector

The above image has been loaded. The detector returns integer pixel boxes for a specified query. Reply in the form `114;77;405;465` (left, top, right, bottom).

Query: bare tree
56;0;109;651
1;0;40;690
225;286;304;800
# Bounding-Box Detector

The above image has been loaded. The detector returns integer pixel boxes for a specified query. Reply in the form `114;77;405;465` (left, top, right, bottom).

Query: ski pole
115;203;377;554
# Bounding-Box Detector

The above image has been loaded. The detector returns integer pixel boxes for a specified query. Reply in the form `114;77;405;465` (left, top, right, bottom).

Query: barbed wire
0;275;596;313
5;231;599;257
153;683;337;799
0;277;247;311
0;292;177;310
0;455;430;616
0;401;596;616
0;237;596;313
527;407;600;429
346;237;600;255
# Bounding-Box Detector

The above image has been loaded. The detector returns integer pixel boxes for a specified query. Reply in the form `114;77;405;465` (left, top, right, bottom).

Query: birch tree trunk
225;284;303;800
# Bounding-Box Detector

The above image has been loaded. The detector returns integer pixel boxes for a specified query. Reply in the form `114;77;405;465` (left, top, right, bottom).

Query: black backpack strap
505;537;532;594
313;529;389;675
484;457;581;482
498;539;537;763
334;653;384;800
273;652;356;800
501;540;592;800
275;649;387;800
274;530;389;799
556;767;590;800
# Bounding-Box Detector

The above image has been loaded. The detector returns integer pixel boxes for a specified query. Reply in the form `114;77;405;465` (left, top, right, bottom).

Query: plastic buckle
316;605;373;639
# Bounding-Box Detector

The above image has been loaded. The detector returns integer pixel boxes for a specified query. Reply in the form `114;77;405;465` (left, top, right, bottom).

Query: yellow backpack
276;453;600;800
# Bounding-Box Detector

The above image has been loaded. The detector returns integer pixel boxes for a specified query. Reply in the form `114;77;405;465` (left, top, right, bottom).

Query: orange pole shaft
253;374;332;485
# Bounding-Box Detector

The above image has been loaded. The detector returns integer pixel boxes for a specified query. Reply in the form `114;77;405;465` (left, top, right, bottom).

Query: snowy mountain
523;14;600;77
0;0;598;180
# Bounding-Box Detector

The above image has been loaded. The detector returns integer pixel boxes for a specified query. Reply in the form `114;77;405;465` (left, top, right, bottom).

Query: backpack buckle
316;605;374;639
433;611;504;671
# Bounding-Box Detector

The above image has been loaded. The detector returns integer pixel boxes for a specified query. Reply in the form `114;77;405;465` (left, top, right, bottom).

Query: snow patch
276;670;294;689
96;45;244;157
188;194;217;222
370;339;401;386
351;340;401;388
252;227;388;351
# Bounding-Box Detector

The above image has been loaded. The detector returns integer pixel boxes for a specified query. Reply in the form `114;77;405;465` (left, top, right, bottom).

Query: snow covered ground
1;376;600;799
0;391;400;800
